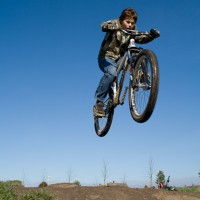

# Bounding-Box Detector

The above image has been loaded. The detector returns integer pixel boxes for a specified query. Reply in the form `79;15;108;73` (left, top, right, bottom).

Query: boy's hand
150;29;160;38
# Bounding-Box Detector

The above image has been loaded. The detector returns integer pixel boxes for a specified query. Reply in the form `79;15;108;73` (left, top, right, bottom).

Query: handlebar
121;29;160;38
121;29;150;36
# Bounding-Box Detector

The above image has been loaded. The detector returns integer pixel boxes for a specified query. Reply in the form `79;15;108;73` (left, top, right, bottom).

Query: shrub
20;190;55;200
176;187;200;193
7;180;23;187
38;182;48;188
0;181;55;200
0;181;18;200
73;180;81;186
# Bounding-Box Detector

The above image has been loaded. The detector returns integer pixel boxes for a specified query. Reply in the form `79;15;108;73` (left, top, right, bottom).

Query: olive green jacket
98;19;154;61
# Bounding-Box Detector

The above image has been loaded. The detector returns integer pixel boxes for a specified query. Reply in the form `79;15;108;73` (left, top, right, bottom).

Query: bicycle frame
112;45;141;106
113;51;128;105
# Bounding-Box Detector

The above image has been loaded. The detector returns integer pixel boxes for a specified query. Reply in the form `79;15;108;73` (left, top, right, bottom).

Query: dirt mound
48;183;79;188
14;185;200;200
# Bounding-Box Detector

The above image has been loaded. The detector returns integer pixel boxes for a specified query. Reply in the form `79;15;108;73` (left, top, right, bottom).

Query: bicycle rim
129;50;159;122
94;92;114;137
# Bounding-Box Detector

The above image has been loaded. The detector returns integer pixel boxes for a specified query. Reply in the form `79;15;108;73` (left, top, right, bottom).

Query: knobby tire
94;90;114;137
129;49;159;123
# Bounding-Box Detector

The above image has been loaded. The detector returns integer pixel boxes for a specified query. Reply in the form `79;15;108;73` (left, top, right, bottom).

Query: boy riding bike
94;8;160;117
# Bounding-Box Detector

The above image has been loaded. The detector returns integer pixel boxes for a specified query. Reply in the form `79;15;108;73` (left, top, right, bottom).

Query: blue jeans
95;57;118;102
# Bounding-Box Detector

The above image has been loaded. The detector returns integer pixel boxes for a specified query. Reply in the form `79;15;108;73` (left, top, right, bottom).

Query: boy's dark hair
119;8;138;23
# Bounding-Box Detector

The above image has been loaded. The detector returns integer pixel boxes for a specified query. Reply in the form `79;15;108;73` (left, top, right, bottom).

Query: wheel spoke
94;90;114;137
129;50;159;123
132;55;152;115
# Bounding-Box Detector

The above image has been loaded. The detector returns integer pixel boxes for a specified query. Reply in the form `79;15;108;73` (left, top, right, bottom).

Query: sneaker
93;101;105;117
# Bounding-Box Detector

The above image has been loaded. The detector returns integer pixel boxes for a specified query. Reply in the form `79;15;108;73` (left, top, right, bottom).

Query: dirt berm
14;183;200;200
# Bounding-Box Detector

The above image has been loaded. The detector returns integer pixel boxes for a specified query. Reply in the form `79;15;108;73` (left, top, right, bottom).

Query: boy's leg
94;58;117;116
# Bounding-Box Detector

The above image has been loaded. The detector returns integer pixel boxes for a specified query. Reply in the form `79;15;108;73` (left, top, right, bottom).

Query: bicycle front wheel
94;90;114;137
129;49;159;123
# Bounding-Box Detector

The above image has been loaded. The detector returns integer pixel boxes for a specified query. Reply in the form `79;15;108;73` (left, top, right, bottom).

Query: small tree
147;158;154;187
122;173;127;184
74;180;81;186
156;170;165;186
67;168;74;183
102;160;109;185
41;168;47;183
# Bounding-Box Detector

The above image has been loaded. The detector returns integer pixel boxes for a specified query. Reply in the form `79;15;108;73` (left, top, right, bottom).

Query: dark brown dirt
14;184;200;200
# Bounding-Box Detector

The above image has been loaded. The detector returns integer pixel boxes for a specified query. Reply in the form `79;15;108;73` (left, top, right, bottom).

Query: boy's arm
135;35;154;44
135;29;160;44
101;19;120;32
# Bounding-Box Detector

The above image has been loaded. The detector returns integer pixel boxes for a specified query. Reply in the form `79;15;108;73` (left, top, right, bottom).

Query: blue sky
0;0;200;187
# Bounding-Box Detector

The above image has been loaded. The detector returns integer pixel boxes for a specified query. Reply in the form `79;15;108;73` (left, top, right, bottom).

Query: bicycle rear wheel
129;49;159;123
94;89;114;137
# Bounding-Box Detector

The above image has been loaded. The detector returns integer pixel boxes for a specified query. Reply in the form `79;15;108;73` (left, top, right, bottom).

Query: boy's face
121;18;135;29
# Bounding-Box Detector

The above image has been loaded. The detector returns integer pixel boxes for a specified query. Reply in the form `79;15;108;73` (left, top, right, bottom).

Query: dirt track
15;185;200;200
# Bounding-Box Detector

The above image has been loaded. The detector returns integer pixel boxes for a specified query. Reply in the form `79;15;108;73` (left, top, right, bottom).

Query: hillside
14;184;200;200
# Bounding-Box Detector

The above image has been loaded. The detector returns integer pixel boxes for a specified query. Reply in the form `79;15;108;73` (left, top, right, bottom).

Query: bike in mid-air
93;29;160;137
